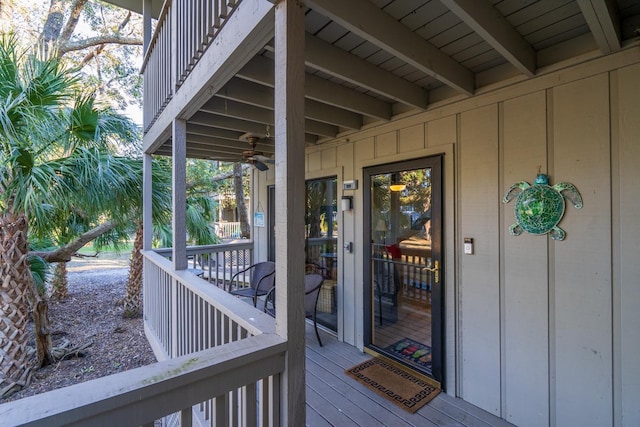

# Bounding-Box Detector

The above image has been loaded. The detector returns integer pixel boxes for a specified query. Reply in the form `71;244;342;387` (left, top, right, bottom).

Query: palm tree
0;34;140;397
123;158;219;318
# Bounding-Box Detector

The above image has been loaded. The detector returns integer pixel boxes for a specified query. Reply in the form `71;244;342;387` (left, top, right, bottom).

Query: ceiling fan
240;133;274;171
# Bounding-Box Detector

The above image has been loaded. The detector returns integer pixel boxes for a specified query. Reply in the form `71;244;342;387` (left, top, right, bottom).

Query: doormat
345;358;440;413
386;338;432;370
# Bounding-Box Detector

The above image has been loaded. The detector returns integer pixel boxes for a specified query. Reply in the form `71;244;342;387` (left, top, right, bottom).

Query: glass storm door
364;156;443;383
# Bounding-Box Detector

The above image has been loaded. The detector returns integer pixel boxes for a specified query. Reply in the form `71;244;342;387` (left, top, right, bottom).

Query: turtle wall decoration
502;173;583;241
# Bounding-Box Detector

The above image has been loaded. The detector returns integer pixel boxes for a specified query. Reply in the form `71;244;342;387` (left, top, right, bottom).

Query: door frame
362;155;444;384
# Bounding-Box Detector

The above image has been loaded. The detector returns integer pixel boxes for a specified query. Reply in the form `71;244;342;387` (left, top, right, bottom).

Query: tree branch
58;35;142;55
58;0;88;47
209;163;250;182
29;220;116;263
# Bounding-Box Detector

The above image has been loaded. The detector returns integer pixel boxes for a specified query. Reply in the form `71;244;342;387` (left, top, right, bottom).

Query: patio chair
374;245;401;325
264;273;325;346
227;261;275;307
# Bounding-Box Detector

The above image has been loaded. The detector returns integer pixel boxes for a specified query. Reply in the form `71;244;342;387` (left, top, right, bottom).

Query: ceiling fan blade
253;154;274;163
253;160;269;171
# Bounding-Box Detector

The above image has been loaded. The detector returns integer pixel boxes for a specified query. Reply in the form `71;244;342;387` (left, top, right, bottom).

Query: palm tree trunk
123;223;143;318
0;213;34;397
51;262;68;299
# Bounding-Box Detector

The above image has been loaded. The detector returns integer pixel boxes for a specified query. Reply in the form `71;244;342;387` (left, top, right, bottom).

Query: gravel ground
1;256;157;404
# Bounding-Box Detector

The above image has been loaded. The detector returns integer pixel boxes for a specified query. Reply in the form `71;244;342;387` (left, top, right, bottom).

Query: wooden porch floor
306;324;513;427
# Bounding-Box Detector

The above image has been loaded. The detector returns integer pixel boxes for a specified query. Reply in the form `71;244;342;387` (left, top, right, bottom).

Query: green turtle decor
502;173;582;241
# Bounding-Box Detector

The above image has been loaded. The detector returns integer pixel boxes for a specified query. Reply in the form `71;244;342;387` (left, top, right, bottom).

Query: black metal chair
264;273;325;346
227;261;275;307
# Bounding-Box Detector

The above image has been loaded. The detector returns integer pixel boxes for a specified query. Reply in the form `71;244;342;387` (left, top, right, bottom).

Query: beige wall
253;47;640;426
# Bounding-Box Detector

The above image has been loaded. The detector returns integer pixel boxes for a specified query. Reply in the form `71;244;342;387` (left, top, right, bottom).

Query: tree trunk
50;262;68;299
234;163;250;238
123;223;143;318
0;213;34;397
39;0;65;56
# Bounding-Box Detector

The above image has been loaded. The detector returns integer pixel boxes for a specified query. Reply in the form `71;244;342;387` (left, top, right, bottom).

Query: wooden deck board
305;324;513;427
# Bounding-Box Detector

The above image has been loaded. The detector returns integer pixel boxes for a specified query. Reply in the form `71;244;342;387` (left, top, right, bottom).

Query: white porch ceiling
128;0;640;161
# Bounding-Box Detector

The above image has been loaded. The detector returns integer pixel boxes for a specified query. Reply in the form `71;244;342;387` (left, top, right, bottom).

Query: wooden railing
141;0;243;132
143;249;284;425
0;249;285;426
154;240;253;290
214;221;242;239
141;0;173;132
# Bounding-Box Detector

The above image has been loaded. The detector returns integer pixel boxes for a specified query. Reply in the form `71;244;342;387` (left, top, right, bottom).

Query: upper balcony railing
141;0;243;132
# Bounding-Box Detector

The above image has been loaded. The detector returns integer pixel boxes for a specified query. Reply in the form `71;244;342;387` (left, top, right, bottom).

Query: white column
172;119;187;270
142;153;153;250
274;0;306;425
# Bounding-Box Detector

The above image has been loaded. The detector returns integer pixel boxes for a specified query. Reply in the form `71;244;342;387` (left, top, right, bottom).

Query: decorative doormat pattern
386;338;432;370
345;358;440;413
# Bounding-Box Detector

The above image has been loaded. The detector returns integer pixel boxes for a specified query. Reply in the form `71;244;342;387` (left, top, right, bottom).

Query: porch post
274;0;306;425
142;0;152;53
142;153;152;250
172;118;187;270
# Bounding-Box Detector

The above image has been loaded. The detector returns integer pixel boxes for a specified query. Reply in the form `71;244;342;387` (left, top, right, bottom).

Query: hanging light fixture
389;178;406;192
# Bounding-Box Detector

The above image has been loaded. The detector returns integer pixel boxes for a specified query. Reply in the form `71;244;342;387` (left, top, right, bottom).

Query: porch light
389;182;406;192
341;195;353;211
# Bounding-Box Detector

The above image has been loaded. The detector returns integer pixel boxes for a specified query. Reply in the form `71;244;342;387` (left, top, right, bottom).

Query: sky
1;0;144;126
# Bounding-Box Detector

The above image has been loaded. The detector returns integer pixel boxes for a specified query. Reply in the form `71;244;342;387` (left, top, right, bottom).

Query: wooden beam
142;153;152;250
274;0;306;424
577;0;621;54
188;118;318;145
186;133;275;154
186;124;244;141
191;107;337;138
302;35;428;109
172;119;187;271
220;78;362;129
441;0;536;77
305;0;475;95
238;55;392;120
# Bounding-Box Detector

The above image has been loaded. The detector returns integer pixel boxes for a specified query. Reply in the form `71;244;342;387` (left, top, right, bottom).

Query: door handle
422;260;439;284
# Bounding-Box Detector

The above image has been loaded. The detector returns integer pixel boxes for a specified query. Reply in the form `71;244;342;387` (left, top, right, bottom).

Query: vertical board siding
615;63;640;425
398;124;425;152
427;115;457;147
321;147;338;169
375;131;398;157
552;74;613;426
459;105;501;415
501;91;550;427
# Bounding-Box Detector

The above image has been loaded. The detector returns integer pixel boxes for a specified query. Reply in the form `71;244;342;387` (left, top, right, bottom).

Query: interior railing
141;0;243;132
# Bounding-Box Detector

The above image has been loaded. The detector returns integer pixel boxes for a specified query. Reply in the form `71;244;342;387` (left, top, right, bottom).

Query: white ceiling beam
219;78;362;129
305;0;475;95
238;55;392;120
440;0;536;77
301;36;428;109
577;0;621;54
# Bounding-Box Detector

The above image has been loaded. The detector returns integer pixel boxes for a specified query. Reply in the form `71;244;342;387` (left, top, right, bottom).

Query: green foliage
0;33;141;243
